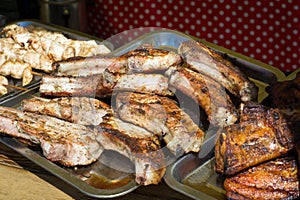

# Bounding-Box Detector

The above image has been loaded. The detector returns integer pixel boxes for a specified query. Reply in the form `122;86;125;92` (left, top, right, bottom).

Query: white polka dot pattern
87;0;299;72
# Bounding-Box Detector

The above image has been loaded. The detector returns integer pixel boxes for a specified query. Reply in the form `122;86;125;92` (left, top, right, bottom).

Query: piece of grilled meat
0;106;103;166
224;156;299;200
54;45;181;76
95;113;166;185
54;55;127;77
178;40;257;102
215;102;294;175
21;97;112;126
166;66;238;127
40;72;174;98
115;92;204;156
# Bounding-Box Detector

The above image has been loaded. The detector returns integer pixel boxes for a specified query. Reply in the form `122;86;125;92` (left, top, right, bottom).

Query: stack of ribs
215;101;300;199
0;40;259;186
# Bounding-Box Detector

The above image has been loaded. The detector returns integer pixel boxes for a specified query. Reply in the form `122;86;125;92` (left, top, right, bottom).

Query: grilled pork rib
54;45;181;76
40;74;115;98
224;156;299;200
115;92;204;156
40;73;174;98
178;40;257;102
0;106;103;166
166;66;238;126
95;113;166;185
54;55;127;77
215;102;294;175
21;97;112;126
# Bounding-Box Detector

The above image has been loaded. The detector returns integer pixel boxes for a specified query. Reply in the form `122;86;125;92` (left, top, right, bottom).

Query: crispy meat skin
95;114;166;185
178;40;257;102
166;66;238;126
115;92;204;156
215;102;294;175
0;106;103;166
224;156;299;200
21;97;112;126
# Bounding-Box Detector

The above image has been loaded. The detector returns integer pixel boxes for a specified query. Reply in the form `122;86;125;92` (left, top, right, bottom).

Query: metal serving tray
0;22;288;198
0;19;112;104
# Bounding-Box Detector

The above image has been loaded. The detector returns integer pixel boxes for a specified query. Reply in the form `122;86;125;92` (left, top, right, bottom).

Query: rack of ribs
20;96;166;185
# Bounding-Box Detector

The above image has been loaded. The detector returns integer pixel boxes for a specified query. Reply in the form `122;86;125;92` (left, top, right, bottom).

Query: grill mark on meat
215;102;294;175
178;40;257;102
166;66;238;127
0;106;103;166
224;156;299;200
115;92;204;156
95;114;166;185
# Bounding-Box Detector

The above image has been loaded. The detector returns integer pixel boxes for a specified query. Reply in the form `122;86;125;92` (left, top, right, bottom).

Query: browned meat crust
95;114;166;185
0;106;103;166
224;156;299;200
166;66;238;127
178;40;257;102
215;102;294;175
115;92;204;156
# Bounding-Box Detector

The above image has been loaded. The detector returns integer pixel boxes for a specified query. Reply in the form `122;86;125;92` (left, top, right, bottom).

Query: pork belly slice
0;106;103;166
115;92;204;156
54;55;127;77
21;97;112;126
166;66;238;127
95;114;166;185
224;156;299;200
215;102;294;175
39;74;114;98
178;40;257;102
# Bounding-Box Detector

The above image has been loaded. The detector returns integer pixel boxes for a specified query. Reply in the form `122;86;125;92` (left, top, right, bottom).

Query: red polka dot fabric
87;0;299;72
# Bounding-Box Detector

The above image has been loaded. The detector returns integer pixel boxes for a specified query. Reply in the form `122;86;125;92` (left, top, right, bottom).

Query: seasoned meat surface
166;66;238;126
178;40;257;102
215;102;294;175
224;156;299;200
0;106;103;166
115;92;204;156
21;97;112;126
95;113;166;185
